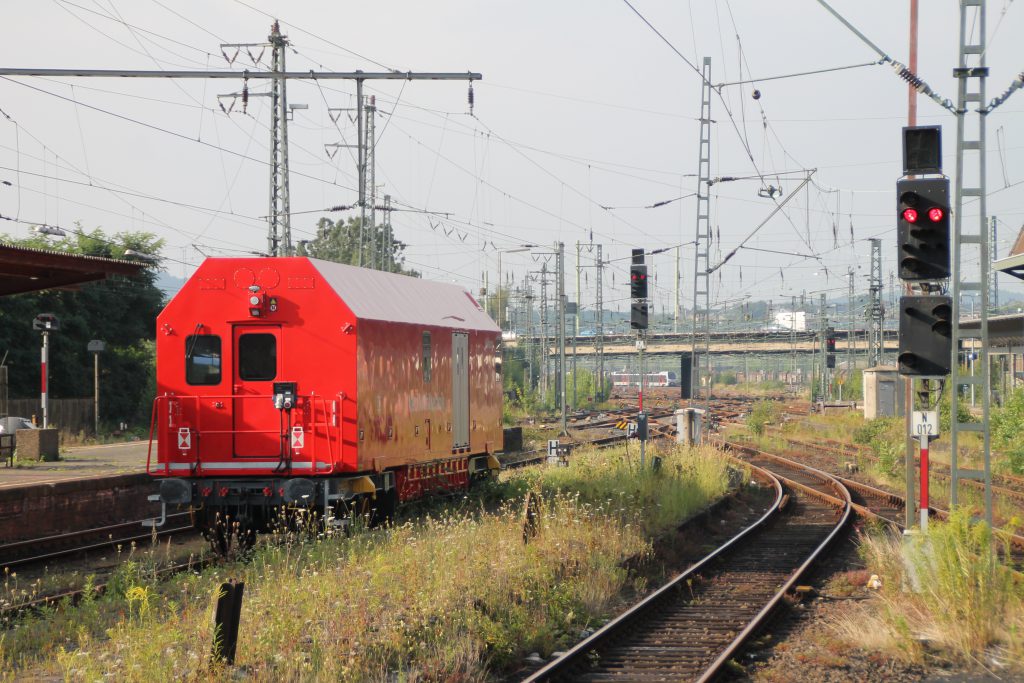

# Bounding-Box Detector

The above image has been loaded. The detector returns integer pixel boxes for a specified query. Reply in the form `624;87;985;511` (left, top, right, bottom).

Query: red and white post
919;431;929;532
40;330;49;429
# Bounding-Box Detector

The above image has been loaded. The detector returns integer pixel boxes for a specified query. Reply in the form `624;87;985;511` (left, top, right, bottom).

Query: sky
1;0;1022;320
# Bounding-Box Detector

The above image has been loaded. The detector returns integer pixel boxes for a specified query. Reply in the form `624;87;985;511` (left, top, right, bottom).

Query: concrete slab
0;440;155;489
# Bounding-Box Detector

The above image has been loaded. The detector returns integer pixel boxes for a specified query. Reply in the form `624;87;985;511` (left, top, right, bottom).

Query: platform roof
960;313;1024;348
0;243;145;296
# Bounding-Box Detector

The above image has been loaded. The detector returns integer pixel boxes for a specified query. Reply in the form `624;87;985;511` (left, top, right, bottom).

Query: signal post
630;249;649;466
896;126;951;530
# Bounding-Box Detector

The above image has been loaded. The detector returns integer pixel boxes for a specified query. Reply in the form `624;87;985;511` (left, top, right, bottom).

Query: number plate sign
911;410;939;437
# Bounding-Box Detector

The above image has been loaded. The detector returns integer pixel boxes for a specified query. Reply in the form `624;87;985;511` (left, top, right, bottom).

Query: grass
830;510;1024;668
1;443;736;682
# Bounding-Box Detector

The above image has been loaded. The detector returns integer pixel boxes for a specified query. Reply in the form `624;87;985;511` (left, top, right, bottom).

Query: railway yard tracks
10;394;1004;680
0;512;196;569
527;439;852;681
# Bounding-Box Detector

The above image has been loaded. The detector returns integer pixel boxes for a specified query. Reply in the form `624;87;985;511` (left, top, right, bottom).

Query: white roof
310;258;499;331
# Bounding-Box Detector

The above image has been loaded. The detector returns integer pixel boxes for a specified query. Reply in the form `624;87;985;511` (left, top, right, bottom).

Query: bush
991;388;1024;474
746;399;782;436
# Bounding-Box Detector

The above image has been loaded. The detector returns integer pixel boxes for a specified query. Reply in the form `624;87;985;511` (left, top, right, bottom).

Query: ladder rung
961;281;982;290
962;140;982;149
956;376;982;384
960;234;982;243
962;188;983;197
955;468;985;481
964;93;983;103
955;422;985;432
962;46;983;54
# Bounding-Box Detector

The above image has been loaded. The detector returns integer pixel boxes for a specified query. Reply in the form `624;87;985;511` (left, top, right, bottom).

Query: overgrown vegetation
852;417;904;478
1;444;736;681
746;399;783;436
831;511;1024;667
991;388;1024;474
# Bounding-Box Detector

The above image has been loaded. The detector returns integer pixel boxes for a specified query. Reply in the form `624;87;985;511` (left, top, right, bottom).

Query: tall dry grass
830;509;1024;668
1;443;735;682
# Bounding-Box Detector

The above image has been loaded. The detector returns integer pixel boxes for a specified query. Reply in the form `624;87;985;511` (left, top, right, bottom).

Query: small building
863;366;903;419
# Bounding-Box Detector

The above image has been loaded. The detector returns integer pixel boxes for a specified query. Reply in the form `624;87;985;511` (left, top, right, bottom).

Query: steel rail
0;513;195;568
744;432;1024;551
1;555;216;621
524;462;787;682
696;451;852;682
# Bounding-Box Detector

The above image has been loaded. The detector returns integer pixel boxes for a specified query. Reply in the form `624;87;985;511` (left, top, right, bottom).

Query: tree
298;216;419;277
0;226;165;429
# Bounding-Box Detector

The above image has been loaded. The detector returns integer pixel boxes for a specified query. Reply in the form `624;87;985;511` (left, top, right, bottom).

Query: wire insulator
895;64;924;90
467;81;475;115
242;81;249;114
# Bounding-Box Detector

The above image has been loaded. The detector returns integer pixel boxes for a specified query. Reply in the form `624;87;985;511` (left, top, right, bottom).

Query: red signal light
927;207;944;222
902;208;919;223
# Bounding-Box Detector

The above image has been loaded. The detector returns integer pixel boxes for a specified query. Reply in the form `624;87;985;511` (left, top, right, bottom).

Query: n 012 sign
911;410;939;437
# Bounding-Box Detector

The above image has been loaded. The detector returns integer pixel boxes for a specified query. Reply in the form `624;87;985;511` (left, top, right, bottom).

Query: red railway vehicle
147;257;503;543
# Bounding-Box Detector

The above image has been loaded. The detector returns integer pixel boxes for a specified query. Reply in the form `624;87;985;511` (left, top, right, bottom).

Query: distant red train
147;257;503;545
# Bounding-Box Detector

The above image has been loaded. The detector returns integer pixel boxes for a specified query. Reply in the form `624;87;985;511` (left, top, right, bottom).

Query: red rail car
147;257;502;541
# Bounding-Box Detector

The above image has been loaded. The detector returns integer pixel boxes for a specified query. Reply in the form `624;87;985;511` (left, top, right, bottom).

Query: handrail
148;392;337;474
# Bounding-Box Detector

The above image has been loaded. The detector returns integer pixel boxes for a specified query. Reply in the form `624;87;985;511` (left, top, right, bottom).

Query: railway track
769;428;1024;504
725;437;1024;553
0;512;197;569
1;554;215;622
526;444;851;681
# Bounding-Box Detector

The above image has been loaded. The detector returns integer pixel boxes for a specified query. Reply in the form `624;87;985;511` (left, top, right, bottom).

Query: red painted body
148;257;502;509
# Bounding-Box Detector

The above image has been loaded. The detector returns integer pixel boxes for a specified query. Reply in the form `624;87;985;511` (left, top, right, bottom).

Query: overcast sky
1;1;1022;316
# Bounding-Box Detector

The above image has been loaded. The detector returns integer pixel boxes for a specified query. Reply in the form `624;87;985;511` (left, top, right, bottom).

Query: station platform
0;440;151;489
0;441;157;543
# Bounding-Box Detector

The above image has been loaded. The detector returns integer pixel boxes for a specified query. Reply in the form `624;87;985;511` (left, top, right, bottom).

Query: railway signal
897;295;953;376
630;263;648;299
630;301;648;330
825;327;836;370
896;177;950;281
629;247;649;466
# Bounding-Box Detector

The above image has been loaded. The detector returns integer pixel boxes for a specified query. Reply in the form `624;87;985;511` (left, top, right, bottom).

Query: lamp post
88;340;106;434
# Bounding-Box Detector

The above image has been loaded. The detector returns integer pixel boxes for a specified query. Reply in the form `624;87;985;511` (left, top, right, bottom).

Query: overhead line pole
0;62;480;260
950;0;993;526
691;57;713;410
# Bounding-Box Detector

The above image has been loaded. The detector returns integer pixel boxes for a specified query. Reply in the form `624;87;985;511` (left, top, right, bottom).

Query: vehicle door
232;325;282;457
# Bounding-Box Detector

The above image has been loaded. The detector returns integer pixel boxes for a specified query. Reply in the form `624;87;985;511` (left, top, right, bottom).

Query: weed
747;399;783;436
830;510;1024;667
2;443;735;681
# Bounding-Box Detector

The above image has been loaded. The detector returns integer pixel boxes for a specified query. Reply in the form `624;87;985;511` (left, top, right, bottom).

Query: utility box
675;408;703;446
863;366;903;420
17;428;59;461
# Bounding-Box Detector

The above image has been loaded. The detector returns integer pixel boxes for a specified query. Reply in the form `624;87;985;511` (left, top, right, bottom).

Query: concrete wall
0;473;155;543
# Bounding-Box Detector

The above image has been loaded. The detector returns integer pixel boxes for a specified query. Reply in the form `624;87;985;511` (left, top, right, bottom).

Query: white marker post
911;410;938;532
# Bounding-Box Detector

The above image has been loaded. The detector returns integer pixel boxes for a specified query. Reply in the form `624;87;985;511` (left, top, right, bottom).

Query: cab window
238;333;277;381
185;335;221;385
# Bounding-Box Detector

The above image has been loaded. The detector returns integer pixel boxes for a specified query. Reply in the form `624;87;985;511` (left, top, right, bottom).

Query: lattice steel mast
950;0;992;524
868;238;884;366
691;57;713;407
